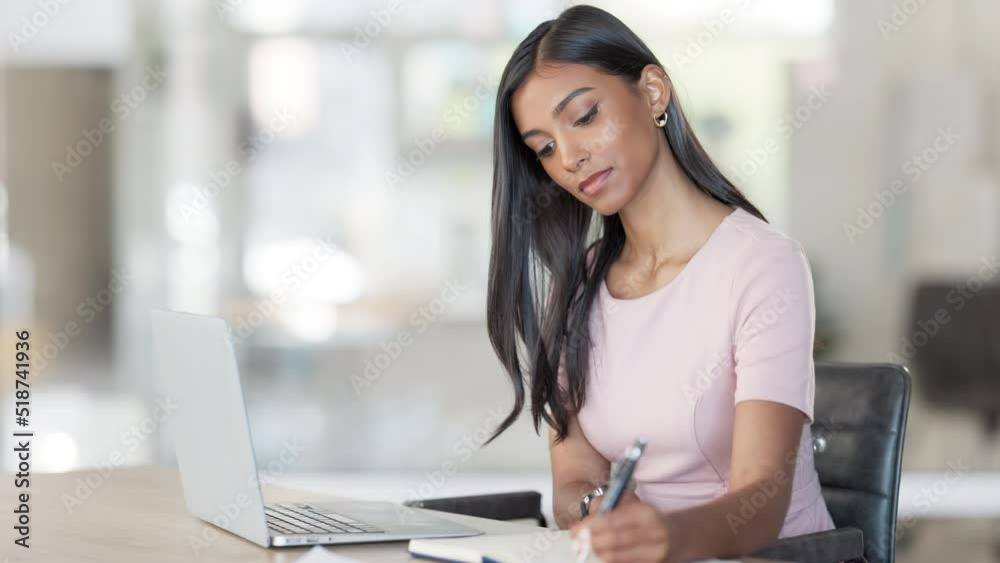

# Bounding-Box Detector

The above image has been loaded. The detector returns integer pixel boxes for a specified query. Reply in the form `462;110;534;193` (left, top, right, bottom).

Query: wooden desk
0;466;539;563
0;466;794;563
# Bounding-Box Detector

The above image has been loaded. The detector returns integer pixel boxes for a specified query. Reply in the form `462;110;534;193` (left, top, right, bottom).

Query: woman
485;5;836;563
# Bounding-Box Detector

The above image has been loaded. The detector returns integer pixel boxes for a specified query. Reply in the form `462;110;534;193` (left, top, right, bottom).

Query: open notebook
408;530;744;563
409;530;598;563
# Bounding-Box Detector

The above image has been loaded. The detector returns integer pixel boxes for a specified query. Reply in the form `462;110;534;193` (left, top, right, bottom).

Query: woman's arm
571;399;804;563
658;399;804;561
549;413;613;529
649;239;814;560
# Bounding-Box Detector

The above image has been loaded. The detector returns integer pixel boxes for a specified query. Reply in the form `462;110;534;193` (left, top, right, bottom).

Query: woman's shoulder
724;207;807;264
717;208;814;314
583;208;809;283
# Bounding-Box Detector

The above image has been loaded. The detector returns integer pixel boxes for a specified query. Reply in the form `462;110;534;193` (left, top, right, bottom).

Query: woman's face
511;62;667;216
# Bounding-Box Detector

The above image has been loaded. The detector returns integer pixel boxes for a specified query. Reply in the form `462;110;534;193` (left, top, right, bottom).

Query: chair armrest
749;527;866;563
403;491;547;527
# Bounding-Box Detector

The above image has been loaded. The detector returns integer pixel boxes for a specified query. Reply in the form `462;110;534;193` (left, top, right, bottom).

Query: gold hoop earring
654;112;668;127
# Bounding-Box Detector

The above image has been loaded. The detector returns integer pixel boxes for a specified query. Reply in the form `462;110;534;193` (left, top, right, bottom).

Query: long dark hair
486;5;766;444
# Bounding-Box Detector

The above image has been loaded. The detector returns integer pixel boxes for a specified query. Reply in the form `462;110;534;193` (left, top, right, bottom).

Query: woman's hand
570;501;676;563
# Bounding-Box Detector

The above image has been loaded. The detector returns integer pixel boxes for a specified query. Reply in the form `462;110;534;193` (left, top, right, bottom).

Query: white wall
789;0;1000;469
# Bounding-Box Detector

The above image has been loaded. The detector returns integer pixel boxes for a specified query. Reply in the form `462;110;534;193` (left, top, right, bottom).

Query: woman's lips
579;167;612;196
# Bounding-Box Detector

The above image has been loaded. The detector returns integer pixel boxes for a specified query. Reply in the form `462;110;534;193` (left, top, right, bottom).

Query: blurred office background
1;0;999;559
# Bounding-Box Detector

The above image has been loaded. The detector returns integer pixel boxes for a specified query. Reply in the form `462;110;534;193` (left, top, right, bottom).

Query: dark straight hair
485;5;766;444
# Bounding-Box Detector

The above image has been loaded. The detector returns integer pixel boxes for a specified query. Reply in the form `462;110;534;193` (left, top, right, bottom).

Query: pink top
561;207;835;538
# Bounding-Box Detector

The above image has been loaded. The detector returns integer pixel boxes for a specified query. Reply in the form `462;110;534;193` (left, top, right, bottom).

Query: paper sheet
294;545;365;563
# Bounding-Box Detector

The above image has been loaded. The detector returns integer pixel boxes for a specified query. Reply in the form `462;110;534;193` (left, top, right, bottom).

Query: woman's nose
560;143;587;175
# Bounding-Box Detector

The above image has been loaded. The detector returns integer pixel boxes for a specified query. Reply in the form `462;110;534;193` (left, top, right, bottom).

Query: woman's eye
575;104;598;126
533;105;597;160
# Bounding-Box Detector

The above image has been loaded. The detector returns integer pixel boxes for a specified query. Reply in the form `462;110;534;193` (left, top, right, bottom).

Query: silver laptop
149;308;482;547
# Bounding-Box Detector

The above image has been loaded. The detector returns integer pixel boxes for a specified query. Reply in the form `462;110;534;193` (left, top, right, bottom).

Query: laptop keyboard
265;503;384;536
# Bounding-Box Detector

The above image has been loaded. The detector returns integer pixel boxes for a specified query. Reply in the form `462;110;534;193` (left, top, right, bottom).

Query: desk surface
1;466;791;563
0;466;539;563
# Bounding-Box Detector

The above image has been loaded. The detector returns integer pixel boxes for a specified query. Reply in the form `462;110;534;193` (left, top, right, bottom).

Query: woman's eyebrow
521;86;594;141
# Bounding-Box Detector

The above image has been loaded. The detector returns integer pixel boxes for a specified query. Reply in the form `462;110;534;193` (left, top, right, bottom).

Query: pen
575;438;647;563
598;437;647;514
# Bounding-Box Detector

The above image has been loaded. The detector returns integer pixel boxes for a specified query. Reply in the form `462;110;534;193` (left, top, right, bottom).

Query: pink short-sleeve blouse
561;206;835;539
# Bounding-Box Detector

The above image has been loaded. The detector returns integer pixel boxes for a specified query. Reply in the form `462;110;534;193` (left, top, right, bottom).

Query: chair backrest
811;362;911;563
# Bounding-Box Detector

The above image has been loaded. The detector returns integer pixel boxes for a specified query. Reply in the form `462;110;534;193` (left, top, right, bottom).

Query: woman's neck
617;154;733;265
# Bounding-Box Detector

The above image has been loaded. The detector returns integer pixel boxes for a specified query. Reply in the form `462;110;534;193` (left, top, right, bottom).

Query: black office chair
405;362;911;563
749;362;911;563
